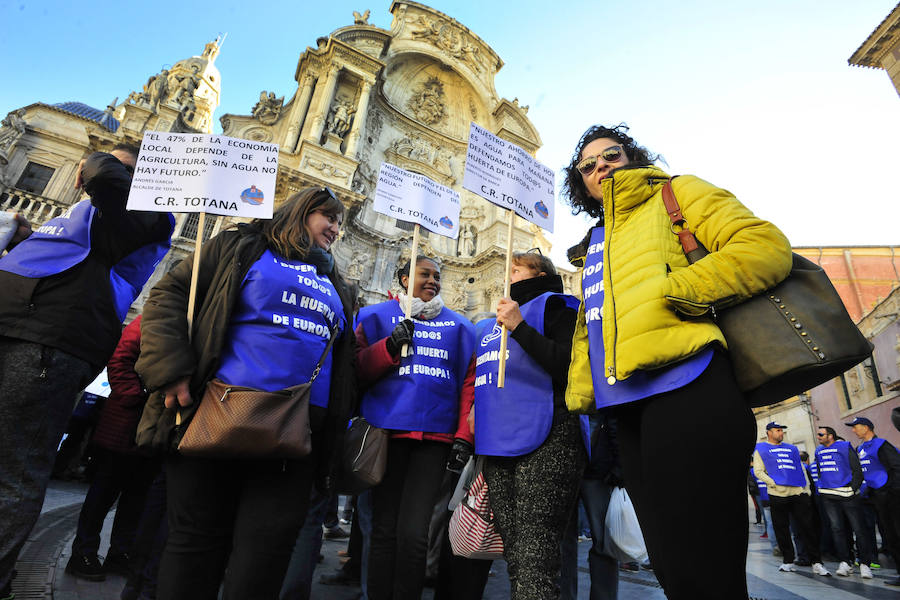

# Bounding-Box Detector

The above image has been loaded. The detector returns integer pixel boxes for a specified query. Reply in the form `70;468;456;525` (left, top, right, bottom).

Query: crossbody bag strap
309;323;340;384
662;179;708;264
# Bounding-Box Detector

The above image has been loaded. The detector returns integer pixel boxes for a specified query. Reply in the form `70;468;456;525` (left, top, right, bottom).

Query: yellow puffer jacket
565;165;792;412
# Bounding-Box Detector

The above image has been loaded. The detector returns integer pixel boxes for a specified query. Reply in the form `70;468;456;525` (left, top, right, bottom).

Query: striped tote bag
448;467;505;560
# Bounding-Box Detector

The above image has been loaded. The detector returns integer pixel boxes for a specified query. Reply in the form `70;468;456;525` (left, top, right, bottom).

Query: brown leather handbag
336;416;389;494
177;325;338;458
662;180;872;407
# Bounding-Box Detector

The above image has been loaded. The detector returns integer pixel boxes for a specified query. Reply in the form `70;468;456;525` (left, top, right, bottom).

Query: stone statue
327;98;356;138
252;91;284;126
143;69;170;108
170;65;201;105
458;224;476;257
407;78;445;125
347;251;370;280
353;9;370;25
0;109;27;153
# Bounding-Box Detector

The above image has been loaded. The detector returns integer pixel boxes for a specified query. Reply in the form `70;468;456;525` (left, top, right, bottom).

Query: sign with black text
463;122;555;232
126;132;279;219
374;163;460;238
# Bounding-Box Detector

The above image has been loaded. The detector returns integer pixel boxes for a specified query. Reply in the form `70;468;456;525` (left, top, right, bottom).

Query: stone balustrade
0;186;68;225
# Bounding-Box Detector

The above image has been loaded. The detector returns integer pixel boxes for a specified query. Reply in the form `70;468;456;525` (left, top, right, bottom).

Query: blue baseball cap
765;421;787;430
845;417;874;429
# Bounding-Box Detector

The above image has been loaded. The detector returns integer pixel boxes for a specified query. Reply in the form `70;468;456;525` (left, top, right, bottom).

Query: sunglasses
576;145;626;176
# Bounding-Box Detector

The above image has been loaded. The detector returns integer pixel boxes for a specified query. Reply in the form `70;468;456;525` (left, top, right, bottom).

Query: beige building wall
849;4;900;98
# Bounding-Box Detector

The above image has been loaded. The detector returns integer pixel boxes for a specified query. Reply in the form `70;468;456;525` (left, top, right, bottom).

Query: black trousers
872;486;900;574
156;454;314;600
72;447;159;557
769;494;820;564
615;352;756;600
368;438;450;600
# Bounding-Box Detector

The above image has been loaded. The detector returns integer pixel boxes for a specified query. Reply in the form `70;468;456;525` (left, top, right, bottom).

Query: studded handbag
662;180;873;407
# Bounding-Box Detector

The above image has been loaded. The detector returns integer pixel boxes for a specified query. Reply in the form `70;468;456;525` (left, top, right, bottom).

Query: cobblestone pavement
10;481;900;599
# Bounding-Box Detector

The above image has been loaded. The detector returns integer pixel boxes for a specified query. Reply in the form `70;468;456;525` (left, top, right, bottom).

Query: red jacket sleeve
106;316;145;403
354;322;400;388
454;354;476;444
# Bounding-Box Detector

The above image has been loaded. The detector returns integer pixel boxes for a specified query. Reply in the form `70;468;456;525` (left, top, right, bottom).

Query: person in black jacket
136;187;357;599
469;251;586;600
0;144;173;600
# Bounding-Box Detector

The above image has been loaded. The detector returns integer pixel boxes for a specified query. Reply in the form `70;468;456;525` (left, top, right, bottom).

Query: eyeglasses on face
576;145;625;176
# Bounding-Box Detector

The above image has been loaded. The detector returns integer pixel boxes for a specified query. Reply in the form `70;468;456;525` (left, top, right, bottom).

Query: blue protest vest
473;292;579;457
581;227;713;409
0;199;174;320
755;442;807;487
815;441;853;489
215;249;345;407
750;467;769;501
858;437;889;489
358;301;475;433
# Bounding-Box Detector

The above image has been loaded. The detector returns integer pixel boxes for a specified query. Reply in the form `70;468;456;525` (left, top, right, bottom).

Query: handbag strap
662;179;708;264
308;323;340;384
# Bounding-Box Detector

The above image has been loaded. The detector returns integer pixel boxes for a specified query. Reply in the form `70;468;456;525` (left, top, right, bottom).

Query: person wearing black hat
848;416;900;586
753;422;830;576
814;426;873;578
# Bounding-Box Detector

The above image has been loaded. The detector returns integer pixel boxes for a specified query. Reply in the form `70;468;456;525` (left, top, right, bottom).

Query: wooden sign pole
176;211;206;426
401;223;421;358
497;210;514;388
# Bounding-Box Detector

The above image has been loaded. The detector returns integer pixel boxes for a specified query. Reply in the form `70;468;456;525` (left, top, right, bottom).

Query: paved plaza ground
10;480;900;599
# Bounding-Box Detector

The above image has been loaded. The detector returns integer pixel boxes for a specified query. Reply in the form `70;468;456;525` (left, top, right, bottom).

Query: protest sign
127;132;279;219
462;122;555;232
374;163;461;238
462;122;556;387
374;162;461;356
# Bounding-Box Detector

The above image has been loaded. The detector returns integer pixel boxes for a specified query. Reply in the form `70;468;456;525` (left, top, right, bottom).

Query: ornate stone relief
303;156;351;180
326;96;356;138
385;133;455;185
406;15;488;73
406;77;446;126
251;91;284;125
353;10;370;25
0;109;26;164
243;126;274;143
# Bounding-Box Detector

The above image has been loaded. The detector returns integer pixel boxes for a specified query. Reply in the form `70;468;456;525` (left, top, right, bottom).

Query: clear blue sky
2;0;898;264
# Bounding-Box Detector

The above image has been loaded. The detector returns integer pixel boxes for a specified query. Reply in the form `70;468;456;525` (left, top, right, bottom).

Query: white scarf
397;292;445;320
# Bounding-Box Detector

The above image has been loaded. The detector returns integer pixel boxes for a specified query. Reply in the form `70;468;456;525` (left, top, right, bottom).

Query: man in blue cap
848;416;900;586
753;421;830;576
815;426;872;578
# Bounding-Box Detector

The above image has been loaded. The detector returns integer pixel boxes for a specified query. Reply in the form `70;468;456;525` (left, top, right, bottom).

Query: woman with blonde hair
136;186;357;599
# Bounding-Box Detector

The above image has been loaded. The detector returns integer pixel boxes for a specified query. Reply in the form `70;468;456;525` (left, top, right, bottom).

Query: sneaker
619;562;640;572
640;560;653;571
871;562;882;569
860;564;873;579
812;562;831;576
65;553;106;581
103;552;131;577
323;526;350;540
835;561;852;576
779;563;797;572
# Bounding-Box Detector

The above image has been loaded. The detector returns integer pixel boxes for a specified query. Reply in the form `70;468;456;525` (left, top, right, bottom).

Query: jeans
0;339;93;592
280;487;331;600
820;493;875;564
156;453;314;600
368;439;450;600
581;479;618;600
763;507;776;550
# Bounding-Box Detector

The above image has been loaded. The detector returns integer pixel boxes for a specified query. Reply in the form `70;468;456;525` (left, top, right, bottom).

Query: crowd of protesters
1;125;898;600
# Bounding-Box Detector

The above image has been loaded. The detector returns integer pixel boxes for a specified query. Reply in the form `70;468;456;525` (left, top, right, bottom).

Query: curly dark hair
561;124;659;221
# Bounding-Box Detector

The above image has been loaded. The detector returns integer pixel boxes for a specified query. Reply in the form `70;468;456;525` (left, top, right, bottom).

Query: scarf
304;246;334;275
397;292;445;320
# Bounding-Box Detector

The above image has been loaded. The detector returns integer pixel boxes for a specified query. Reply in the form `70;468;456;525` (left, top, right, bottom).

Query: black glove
446;439;474;474
385;319;415;357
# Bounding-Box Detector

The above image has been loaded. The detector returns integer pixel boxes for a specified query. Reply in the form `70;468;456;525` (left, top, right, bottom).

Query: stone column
284;73;316;153
305;65;341;144
344;79;373;159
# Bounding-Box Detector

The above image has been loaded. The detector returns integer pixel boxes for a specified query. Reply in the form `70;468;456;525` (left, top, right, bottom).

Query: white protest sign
374;162;461;239
462;122;555;232
127;132;279;219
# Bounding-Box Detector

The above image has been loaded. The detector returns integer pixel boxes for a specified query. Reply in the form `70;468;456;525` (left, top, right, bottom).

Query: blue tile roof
52;102;120;132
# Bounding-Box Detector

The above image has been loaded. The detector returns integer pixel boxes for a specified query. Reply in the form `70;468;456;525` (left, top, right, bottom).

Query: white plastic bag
603;487;648;563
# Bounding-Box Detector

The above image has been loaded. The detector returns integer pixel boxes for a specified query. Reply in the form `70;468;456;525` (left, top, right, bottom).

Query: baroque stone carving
353;9;370;25
457;224;476;257
142;69;170;109
407;15;486;72
0;109;27;157
244;126;274;143
387;135;454;179
346;250;370;280
327;97;356;138
406;77;445;126
169;65;201;105
252;91;284;125
304;157;350;179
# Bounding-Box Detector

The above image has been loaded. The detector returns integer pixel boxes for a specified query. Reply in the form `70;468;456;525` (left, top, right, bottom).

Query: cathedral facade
0;3;573;317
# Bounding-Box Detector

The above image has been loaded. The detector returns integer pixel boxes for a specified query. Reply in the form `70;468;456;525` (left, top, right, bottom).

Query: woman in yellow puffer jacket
561;124;791;600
